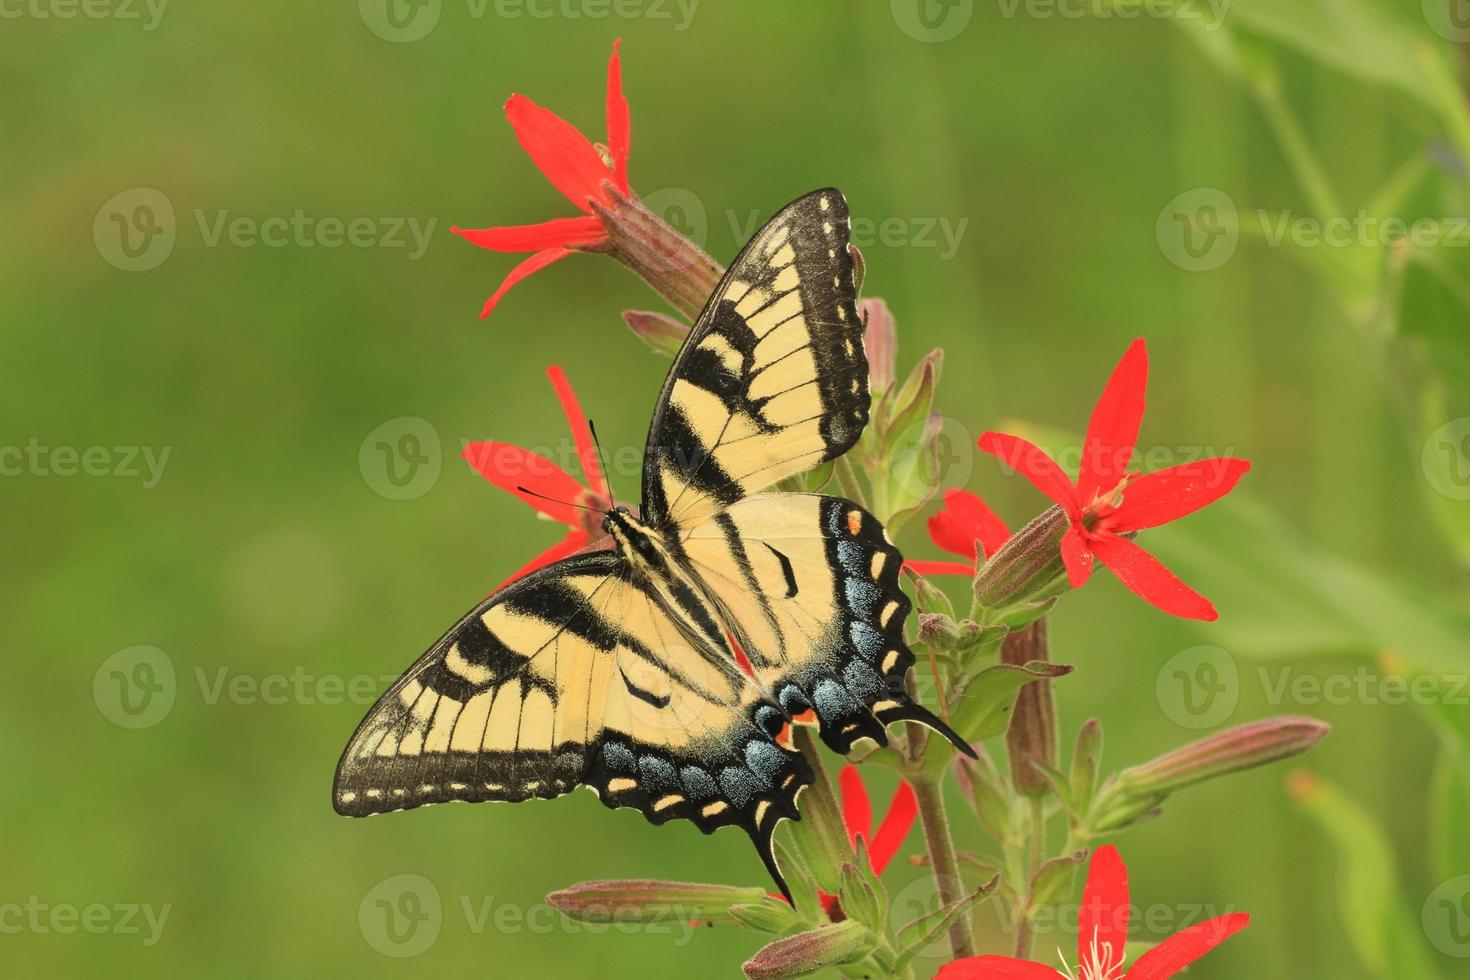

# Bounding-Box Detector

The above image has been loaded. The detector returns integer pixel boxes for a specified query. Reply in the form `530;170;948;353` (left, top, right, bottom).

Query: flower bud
973;505;1071;622
622;309;689;357
728;901;803;935
1069;719;1104;809
885;348;941;442
917;612;964;648
742;921;875;979
859;297;897;394
1002;620;1057;797
547;879;767;925
1115;716;1331;799
592;187;723;321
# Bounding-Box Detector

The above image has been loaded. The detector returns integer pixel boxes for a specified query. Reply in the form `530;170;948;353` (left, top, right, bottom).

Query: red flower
978;339;1250;621
905;488;1012;577
452;39;632;319
937;845;1249;980
462;366;612;587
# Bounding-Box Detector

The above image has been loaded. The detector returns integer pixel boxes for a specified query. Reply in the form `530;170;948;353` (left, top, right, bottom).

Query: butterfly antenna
587;419;618;510
515;486;597;512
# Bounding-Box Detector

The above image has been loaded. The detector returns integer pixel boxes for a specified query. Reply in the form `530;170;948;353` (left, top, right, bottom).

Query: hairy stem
911;776;975;959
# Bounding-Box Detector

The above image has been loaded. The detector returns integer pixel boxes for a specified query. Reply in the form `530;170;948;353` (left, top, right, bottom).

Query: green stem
1014;797;1045;959
911;776;975;960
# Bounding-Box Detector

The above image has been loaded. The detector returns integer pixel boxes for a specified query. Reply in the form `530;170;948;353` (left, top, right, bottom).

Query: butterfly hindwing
679;493;971;756
642;189;869;534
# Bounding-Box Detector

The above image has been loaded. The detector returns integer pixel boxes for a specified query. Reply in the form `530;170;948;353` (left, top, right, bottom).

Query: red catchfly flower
462;366;612;587
452;39;632;319
978;339;1250;621
905;488;1012;577
937;845;1250;980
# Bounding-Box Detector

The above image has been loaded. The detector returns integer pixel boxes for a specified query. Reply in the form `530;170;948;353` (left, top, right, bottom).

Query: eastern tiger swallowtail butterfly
334;188;973;901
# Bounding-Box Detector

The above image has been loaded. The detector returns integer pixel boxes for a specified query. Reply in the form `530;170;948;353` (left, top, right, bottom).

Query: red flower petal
928;489;1011;561
546;366;607;497
462;441;588;526
451;215;605;253
978;432;1080;516
1060;522;1094;589
1128;913;1250;980
1077;338;1148;505
493;529;589;590
504;93;616;210
477;247;576;319
936;957;1061;979
605;38;630;192
1106;458;1251;533
903;559;977;577
1078;845;1130;970
837;765;872;853
869;779;917;876
1088;533;1218;621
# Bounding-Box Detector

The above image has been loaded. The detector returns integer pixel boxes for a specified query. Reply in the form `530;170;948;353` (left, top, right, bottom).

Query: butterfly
334;189;972;901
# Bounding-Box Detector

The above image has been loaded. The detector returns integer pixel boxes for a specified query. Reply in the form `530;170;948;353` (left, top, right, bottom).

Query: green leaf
924;661;1073;777
1291;774;1441;979
729;900;803;935
1027;850;1087;913
1149;494;1470;675
891;876;1000;974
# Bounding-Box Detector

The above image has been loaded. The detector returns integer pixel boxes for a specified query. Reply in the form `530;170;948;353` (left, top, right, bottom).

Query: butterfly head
603;505;668;574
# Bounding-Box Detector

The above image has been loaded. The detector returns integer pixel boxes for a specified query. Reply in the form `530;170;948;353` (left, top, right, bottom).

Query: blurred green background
5;1;1470;976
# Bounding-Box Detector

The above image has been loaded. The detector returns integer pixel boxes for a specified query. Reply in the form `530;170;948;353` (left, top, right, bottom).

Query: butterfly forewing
642;188;869;534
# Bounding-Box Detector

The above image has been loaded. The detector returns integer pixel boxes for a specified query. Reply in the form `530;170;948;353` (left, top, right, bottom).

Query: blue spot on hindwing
638;755;677;792
744;741;787;782
836;539;866;575
845;577;882;618
813;678;859;720
849;621;885;659
719;767;760;806
843;661;883;699
680;765;717;800
603;742;636;773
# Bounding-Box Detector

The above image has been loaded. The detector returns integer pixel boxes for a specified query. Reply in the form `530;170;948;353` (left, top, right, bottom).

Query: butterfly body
335;189;971;900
